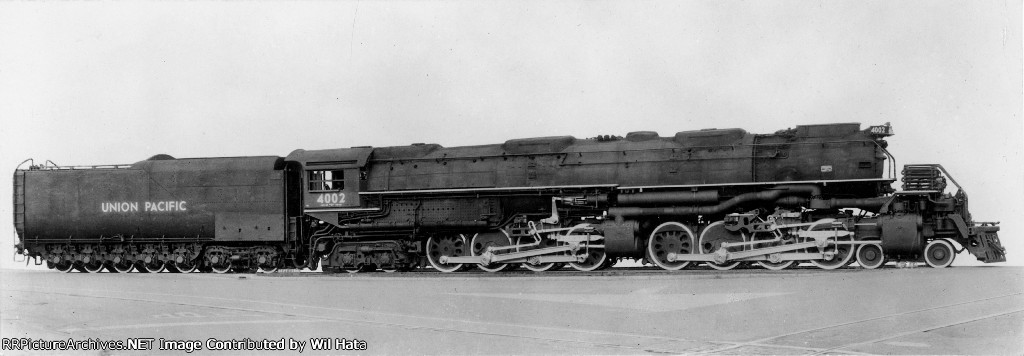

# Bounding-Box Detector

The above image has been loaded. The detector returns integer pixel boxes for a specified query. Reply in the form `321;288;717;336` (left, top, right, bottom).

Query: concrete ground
2;266;1022;355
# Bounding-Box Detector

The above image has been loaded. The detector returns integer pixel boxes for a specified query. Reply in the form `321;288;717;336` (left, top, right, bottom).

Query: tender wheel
698;221;744;270
856;244;885;269
141;260;166;273
164;264;181;273
470;231;515;272
255;251;279;273
516;235;563;272
82;259;105;273
210;262;232;274
426;234;466;273
568;226;607;272
54;260;75;273
924;239;956;268
111;259;134;273
176;260;199;273
647;222;696;271
207;251;232;274
805;220;855;270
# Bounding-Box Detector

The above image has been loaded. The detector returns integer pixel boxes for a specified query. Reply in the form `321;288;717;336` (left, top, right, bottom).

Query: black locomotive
12;122;1005;273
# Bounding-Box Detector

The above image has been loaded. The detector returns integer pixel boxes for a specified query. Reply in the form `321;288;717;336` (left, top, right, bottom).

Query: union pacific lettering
101;201;187;213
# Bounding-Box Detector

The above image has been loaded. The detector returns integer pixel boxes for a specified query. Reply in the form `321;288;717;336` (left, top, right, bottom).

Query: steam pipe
608;185;820;218
613;190;720;206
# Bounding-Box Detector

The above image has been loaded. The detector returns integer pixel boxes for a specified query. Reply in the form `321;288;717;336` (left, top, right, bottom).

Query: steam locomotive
12;122;1005;273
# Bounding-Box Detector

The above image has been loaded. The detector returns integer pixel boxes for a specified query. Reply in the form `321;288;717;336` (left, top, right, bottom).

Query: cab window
308;170;344;191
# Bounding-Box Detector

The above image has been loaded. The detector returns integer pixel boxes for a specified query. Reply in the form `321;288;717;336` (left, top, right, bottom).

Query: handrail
16;157;134;171
15;158;34;171
18;163;134;171
872;141;897;180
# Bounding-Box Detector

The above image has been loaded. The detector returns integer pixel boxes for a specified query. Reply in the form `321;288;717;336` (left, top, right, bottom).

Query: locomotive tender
12;122;1006;273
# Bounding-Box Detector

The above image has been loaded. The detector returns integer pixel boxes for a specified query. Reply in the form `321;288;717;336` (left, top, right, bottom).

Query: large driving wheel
568;226;607;272
470;231;515;272
426;234;466;273
516;234;563;272
698;221;745;270
805;220;855;270
752;232;796;271
647;222;695;271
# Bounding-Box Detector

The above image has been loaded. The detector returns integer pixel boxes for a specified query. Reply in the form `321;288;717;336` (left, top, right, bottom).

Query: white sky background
0;1;1020;269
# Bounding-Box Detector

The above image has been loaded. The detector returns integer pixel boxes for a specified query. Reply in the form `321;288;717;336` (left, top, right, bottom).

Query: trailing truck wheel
699;221;744;270
470;231;515;272
856;244;885;269
647;222;695;271
924;239;956;268
426;235;466;273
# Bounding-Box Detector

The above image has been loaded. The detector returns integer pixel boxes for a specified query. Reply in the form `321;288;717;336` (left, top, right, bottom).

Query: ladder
12;170;26;262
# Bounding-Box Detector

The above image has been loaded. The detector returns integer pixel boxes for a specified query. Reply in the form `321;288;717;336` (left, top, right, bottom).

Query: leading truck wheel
647;222;695;271
924;239;955;268
857;244;886;269
426;234;466;273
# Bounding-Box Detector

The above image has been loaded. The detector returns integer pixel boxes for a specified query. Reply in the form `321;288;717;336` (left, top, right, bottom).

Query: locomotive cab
285;147;373;212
